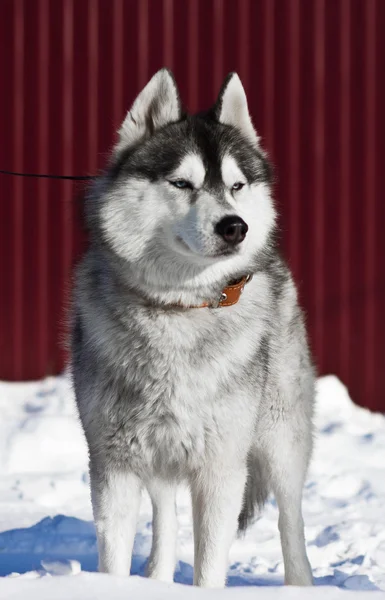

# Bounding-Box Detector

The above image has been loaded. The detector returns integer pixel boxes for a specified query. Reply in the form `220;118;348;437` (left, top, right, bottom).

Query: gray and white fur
71;68;315;588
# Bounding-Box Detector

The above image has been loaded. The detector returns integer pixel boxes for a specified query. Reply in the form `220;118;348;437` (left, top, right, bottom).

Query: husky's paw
285;570;313;586
146;562;175;584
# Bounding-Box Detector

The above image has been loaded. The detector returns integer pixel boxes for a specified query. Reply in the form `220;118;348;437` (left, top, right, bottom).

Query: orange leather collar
178;274;253;309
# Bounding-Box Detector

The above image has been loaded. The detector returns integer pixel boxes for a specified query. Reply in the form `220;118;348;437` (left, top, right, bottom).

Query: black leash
0;169;97;181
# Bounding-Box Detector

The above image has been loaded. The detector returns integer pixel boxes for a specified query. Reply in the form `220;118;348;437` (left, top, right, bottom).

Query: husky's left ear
116;68;181;151
214;73;260;146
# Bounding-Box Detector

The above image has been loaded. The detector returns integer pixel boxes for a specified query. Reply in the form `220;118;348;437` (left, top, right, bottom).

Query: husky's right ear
115;68;181;152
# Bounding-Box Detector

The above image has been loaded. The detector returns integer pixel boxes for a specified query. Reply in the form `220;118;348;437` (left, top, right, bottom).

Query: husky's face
98;69;276;289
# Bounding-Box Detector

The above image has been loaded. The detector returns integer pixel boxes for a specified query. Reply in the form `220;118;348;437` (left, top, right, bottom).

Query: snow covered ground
0;374;384;598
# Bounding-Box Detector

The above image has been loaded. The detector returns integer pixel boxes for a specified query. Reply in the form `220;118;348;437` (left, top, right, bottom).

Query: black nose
215;215;248;245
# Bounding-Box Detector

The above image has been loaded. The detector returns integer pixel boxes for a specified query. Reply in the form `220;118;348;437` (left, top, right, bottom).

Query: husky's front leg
146;479;178;582
191;465;247;588
262;426;313;586
90;465;142;576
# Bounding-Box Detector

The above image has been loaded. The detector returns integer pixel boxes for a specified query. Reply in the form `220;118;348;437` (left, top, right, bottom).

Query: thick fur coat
71;69;315;588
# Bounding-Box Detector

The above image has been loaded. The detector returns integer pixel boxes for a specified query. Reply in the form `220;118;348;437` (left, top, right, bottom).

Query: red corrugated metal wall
0;0;384;410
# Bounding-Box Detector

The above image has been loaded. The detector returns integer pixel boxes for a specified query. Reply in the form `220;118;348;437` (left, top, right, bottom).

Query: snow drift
0;375;384;598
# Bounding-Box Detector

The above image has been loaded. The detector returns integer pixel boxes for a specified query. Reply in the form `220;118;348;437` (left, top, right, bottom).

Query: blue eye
232;182;245;191
169;179;193;190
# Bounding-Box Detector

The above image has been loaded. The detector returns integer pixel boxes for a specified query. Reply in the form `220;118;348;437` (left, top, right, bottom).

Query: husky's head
94;69;276;301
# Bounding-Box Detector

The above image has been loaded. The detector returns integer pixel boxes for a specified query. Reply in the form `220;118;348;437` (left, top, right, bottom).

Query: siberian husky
72;68;315;588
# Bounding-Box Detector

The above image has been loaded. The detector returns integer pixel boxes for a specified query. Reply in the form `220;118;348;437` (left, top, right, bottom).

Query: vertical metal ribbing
163;0;174;70
0;7;5;373
113;0;124;130
263;0;275;155
213;0;224;97
287;0;301;275
62;0;74;303
238;0;250;94
188;0;199;112
138;0;149;88
313;0;326;367
88;0;98;174
339;0;351;385
1;0;382;407
37;0;50;375
364;0;377;405
13;0;24;380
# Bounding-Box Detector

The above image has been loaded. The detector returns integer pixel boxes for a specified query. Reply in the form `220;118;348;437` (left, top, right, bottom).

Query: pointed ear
214;73;259;146
116;68;181;151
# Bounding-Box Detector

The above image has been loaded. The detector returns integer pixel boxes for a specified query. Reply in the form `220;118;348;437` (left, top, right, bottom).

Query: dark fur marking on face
107;113;272;195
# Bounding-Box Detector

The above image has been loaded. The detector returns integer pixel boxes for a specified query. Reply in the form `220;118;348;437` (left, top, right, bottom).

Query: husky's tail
238;450;269;533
